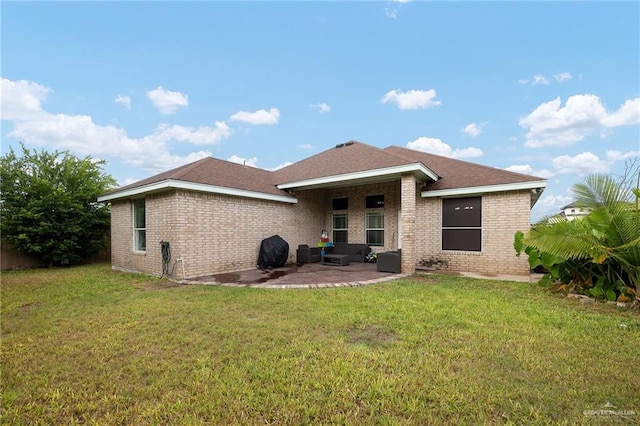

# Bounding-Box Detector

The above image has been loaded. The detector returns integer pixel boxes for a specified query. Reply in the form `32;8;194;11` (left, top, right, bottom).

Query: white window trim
133;198;146;252
332;213;348;243
365;211;385;247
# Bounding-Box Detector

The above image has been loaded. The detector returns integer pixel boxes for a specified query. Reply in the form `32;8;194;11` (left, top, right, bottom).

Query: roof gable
98;157;295;202
273;141;438;189
273;141;415;182
384;146;546;191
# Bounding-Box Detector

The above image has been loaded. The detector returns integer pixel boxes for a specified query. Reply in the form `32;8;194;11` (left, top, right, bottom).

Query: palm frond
572;174;632;209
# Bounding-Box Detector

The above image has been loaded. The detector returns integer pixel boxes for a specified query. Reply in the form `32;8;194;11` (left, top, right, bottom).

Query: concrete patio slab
182;262;543;288
184;262;408;288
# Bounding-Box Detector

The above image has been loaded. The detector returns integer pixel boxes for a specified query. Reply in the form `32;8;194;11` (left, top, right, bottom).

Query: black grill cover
257;235;289;269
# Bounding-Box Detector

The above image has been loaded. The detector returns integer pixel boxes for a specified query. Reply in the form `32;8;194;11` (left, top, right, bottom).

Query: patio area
183;262;409;288
182;261;543;288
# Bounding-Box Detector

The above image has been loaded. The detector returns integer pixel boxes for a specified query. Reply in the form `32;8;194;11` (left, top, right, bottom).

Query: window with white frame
333;213;348;243
365;212;384;246
133;198;146;252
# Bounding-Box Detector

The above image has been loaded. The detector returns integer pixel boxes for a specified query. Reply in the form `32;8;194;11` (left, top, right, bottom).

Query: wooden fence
1;240;111;270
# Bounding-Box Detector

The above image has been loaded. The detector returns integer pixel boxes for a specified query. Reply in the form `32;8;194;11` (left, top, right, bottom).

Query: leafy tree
515;159;640;302
1;144;117;266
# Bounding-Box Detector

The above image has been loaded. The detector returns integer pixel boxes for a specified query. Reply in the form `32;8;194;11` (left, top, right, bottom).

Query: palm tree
521;167;640;301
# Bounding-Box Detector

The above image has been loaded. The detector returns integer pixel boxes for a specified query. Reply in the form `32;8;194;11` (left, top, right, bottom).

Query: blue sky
2;1;638;221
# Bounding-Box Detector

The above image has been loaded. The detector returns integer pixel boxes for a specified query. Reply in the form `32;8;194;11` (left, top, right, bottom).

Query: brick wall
109;185;532;279
110;189;326;279
324;181;401;252
168;189;325;278
415;190;532;276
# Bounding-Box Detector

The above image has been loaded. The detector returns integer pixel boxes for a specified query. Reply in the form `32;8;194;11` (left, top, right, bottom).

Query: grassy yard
1;264;638;425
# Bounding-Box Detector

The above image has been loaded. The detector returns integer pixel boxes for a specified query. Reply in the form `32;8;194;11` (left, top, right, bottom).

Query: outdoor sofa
327;243;371;263
298;243;373;264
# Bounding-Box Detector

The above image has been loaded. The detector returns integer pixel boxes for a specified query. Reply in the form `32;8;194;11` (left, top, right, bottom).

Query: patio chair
377;250;401;273
296;244;321;263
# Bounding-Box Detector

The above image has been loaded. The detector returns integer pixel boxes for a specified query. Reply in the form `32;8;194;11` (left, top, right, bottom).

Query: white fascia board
97;179;298;204
421;180;547;198
277;163;438;190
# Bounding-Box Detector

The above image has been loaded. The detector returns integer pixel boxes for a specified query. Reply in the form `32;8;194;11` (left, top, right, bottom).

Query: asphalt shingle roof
101;156;292;198
384;145;546;191
272;141;420;184
101;140;545;200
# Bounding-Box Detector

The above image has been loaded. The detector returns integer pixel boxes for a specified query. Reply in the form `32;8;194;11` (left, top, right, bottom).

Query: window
442;197;481;251
133;198;146;252
365;194;384;209
333;213;348;243
365;212;384;246
332;197;348;211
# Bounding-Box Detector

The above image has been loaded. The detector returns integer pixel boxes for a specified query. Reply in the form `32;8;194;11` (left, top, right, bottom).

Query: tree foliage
515;159;640;302
1;144;117;266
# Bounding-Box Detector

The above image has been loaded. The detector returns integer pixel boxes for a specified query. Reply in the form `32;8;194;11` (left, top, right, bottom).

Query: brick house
98;141;546;279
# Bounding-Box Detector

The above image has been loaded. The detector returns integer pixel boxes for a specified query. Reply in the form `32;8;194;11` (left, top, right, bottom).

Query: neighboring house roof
561;201;585;210
98;140;547;205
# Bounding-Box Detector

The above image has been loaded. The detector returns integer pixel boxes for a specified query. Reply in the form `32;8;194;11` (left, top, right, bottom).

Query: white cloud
0;78;50;120
120;177;141;187
1;77;228;173
381;89;440;110
519;94;639;147
551;152;610;176
310;102;331;113
298;144;314;149
115;95;131;110
606;149;640;161
145;122;231;146
505;164;554;179
553;72;572;83
528;150;638;220
518;72;572;86
406;136;483;159
385;7;400;19
532;194;574;220
384;0;410;19
140;150;212;173
507;150;637;181
269;161;293;171
227;155;258;167
230;108;280;125
601;98;640;127
462;122;487;138
146;86;188;115
532;74;550;85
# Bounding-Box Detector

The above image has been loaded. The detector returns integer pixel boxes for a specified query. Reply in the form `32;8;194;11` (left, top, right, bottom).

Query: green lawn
2;264;638;425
